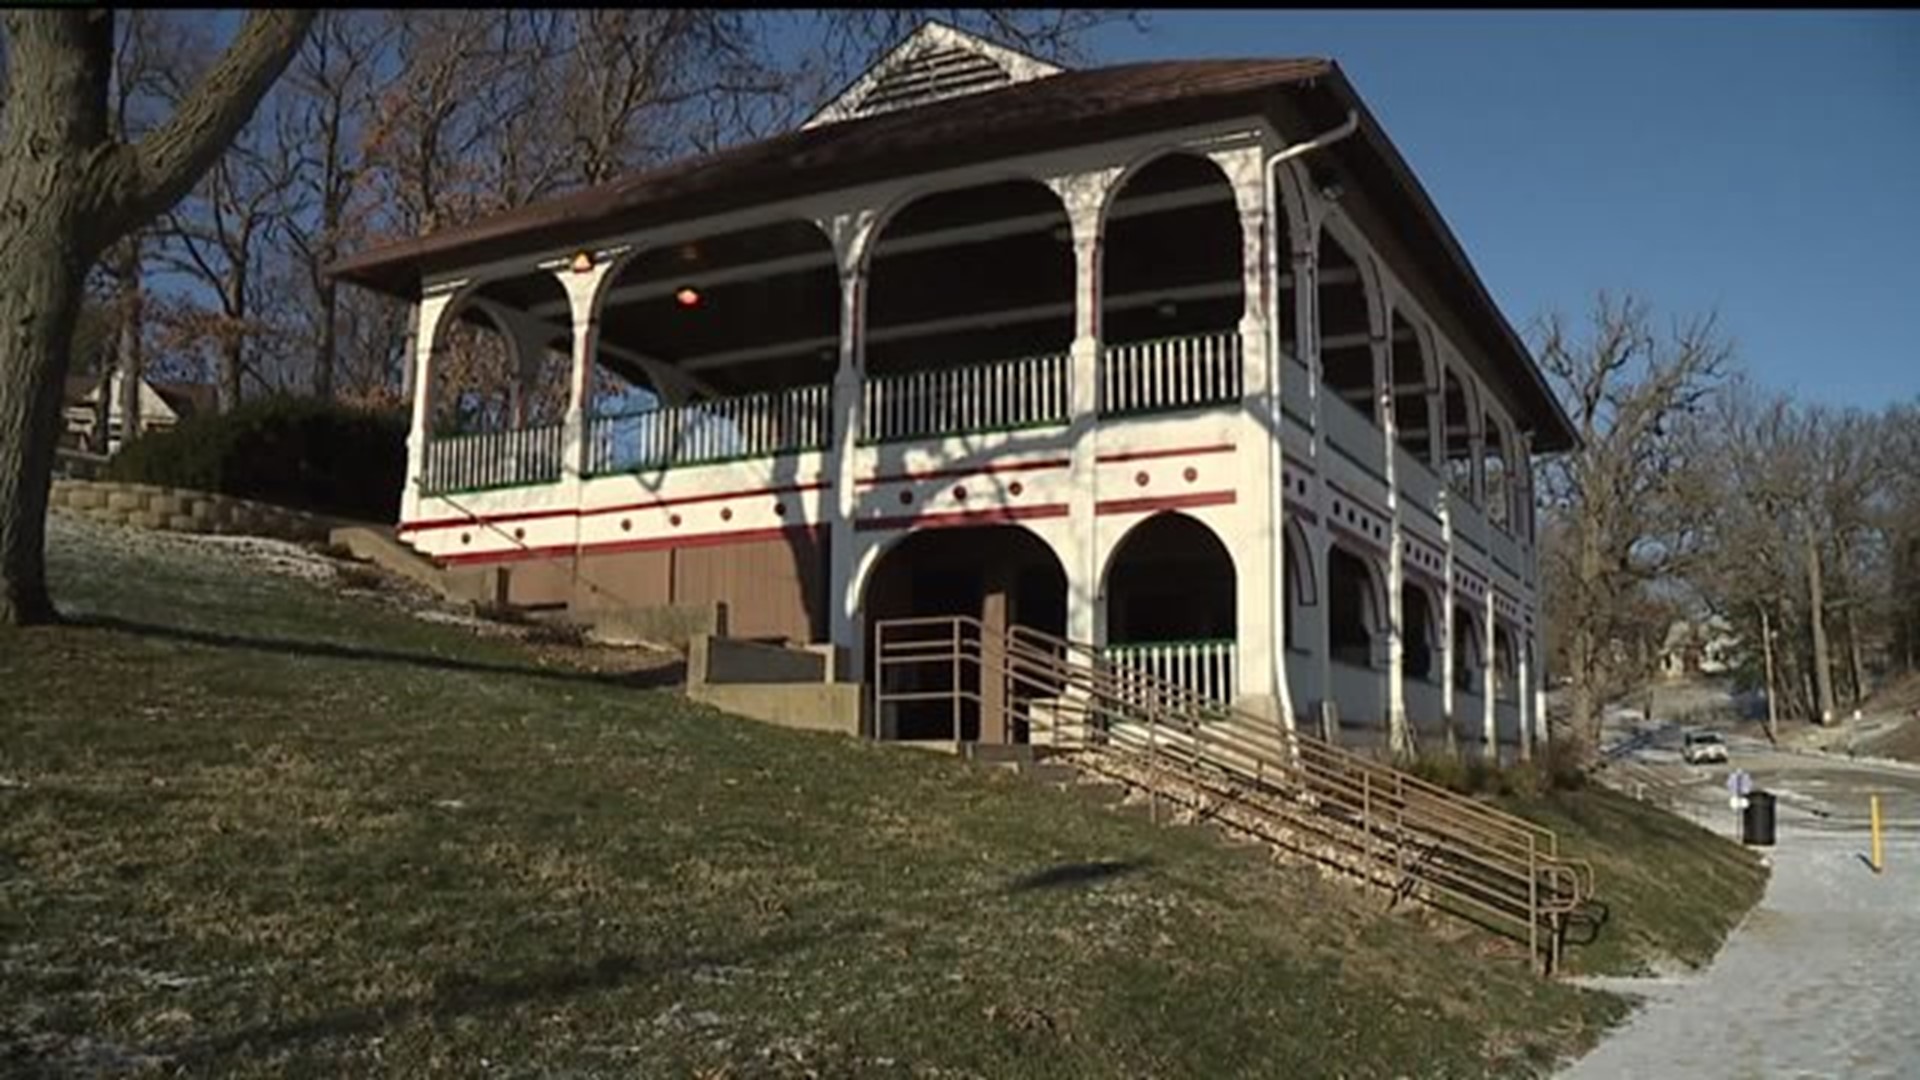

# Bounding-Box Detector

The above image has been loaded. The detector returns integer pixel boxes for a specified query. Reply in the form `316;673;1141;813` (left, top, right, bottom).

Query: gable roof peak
801;19;1065;131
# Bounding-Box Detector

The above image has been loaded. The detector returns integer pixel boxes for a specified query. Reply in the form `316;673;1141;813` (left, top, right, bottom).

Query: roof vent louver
803;21;1064;131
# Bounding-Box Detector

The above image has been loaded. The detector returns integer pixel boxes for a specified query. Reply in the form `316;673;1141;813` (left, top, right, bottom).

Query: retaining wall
48;479;346;544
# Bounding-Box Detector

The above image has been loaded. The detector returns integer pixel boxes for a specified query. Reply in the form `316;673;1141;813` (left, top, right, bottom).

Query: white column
1217;145;1279;723
1483;587;1499;765
1517;623;1534;763
560;259;615;488
826;263;867;667
1377;314;1411;760
1297;222;1334;737
1050;169;1113;650
404;290;459;522
1437;488;1458;758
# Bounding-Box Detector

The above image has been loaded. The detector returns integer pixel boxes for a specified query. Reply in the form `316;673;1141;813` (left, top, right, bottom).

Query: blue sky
1086;11;1920;410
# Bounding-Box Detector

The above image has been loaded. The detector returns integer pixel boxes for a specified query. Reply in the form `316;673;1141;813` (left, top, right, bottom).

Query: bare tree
0;9;313;626
1534;292;1733;758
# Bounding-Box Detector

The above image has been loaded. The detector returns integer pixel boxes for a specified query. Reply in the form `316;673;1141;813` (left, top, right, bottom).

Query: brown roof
327;58;1576;451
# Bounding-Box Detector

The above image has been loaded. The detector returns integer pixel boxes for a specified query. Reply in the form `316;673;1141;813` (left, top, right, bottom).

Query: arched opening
864;525;1067;742
1493;624;1519;702
1317;231;1375;424
1100;154;1244;415
1452;603;1482;695
422;271;572;495
1327;546;1380;669
864;179;1074;441
1283;520;1316;653
1442;368;1476;502
583;220;840;473
1389;311;1432;463
1401;582;1436;681
1102;512;1237;702
1484;416;1510;530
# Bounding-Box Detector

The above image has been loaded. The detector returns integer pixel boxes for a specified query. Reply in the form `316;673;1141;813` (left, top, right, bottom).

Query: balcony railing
587;384;831;475
1321;390;1387;482
861;351;1068;445
422;424;564;495
1100;331;1243;417
1100;639;1237;706
1394;443;1442;521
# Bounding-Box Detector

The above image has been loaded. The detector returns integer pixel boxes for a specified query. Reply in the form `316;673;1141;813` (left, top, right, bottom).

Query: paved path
1558;705;1920;1079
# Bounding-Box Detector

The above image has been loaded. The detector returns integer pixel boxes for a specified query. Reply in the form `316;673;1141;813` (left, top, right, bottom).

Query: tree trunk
115;238;144;450
1806;531;1836;724
1844;604;1867;708
1759;604;1779;745
313;276;337;399
0;251;87;625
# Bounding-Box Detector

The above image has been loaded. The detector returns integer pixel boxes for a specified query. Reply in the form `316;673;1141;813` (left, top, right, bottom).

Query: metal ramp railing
873;614;1598;974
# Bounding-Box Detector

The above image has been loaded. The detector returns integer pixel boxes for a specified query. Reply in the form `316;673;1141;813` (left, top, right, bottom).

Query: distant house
1659;616;1739;680
62;375;218;454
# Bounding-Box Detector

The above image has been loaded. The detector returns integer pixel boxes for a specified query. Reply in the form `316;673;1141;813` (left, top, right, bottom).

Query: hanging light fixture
675;286;702;308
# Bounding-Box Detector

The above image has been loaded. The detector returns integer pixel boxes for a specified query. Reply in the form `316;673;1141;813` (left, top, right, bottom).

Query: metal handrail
873;614;1596;971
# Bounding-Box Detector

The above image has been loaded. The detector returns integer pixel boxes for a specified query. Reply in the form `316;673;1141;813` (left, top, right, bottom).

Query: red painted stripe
398;505;567;535
437;541;577;567
1094;490;1236;516
855;458;1070;487
1096;443;1236;465
854;503;1071;532
436;524;825;567
580;480;830;519
400;479;829;534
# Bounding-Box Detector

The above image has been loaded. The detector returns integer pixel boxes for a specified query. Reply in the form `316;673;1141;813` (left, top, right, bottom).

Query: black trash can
1742;790;1776;846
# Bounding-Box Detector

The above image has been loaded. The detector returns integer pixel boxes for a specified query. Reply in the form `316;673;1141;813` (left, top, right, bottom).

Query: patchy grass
0;520;1651;1078
1501;788;1768;977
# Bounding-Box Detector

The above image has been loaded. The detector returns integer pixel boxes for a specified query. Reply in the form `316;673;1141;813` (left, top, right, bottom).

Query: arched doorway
1102;512;1237;702
864;525;1067;742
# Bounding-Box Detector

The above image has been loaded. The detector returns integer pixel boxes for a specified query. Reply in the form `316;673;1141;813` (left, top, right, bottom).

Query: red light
675;286;700;308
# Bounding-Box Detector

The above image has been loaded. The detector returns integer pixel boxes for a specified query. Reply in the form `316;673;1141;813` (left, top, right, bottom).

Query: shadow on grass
1006;858;1152;892
171;914;879;1066
70;614;686;692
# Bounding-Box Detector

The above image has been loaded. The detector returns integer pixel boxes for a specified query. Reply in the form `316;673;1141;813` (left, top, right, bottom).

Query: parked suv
1682;730;1729;765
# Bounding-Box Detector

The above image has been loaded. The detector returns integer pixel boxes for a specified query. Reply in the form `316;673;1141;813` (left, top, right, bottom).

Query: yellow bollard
1870;795;1883;873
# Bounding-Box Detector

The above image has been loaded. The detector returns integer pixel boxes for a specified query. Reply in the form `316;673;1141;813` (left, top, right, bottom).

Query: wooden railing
872;614;1597;974
1100;640;1236;706
861;351;1069;444
422;424;564;495
1100;331;1243;417
587;384;830;475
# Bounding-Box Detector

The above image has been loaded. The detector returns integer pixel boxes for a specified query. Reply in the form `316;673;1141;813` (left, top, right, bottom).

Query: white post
404;290;460;523
826;245;869;672
1376;300;1411;760
1215;144;1279;723
1483;585;1499;765
1049;169;1114;651
1517;622;1534;763
560;259;615;486
1437;488;1457;758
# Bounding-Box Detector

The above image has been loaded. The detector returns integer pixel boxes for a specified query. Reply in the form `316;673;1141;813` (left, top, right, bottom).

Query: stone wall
48;480;345;544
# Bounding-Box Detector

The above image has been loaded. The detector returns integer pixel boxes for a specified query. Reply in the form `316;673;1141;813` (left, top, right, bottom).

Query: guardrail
862;352;1068;444
1100;331;1243;417
1100;640;1236;706
588;383;831;475
873;614;1596;973
423;424;564;494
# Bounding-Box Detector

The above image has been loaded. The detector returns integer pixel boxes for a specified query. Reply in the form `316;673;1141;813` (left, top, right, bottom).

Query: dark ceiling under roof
326;57;1576;452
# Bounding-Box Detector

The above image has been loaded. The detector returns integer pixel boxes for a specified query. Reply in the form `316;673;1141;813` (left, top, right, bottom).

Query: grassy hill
0;518;1759;1078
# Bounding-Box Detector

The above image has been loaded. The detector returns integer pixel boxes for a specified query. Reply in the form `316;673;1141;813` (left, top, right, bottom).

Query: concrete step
328;524;452;597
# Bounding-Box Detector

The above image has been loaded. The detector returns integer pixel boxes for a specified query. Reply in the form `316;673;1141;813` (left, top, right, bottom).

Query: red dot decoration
899;490;914;505
952;485;967;501
772;502;786;517
669;514;682;527
1134;471;1150;488
1008;481;1024;497
460;532;471;545
513;527;525;541
720;507;733;522
1183;467;1198;483
621;518;632;532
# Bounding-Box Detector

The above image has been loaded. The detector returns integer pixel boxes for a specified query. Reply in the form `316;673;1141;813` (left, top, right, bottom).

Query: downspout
1264;109;1360;729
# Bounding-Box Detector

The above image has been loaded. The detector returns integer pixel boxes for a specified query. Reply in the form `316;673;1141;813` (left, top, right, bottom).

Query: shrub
107;395;407;524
